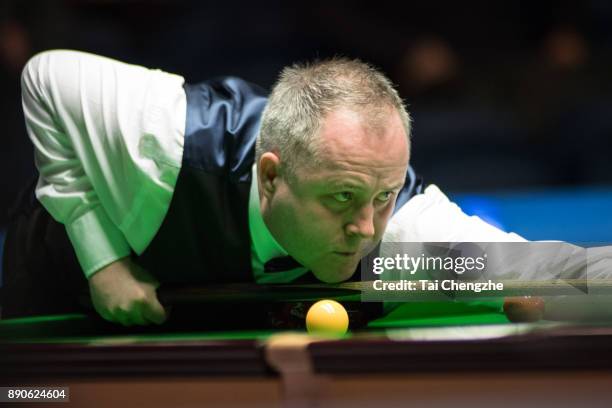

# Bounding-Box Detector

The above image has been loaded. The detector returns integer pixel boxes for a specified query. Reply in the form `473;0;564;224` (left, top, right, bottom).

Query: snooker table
2;300;612;408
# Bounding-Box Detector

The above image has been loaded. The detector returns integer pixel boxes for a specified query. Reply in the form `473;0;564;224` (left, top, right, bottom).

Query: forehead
305;107;409;184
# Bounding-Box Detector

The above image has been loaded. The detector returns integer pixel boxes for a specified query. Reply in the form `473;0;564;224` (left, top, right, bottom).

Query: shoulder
385;184;526;242
182;77;269;180
185;77;268;111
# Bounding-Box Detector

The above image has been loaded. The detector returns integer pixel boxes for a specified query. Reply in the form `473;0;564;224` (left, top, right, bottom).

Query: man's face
259;107;409;283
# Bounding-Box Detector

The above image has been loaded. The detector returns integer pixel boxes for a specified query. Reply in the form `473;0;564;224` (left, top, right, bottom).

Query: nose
345;204;376;239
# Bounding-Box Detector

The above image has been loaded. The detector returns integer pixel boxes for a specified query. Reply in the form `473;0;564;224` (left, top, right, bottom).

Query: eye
333;192;353;203
377;191;394;202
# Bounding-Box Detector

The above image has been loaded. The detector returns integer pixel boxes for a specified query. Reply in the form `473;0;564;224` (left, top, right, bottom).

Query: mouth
333;251;358;258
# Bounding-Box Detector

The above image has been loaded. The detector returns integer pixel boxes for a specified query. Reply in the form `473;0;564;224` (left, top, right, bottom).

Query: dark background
2;0;612;231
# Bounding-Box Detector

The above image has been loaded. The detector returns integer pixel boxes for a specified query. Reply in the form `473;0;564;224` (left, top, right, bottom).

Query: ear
258;152;282;199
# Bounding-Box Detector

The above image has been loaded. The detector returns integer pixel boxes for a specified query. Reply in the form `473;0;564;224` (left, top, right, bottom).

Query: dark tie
264;256;303;273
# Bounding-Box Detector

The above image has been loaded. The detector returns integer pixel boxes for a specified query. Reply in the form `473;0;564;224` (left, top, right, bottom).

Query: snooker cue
78;279;612;308
154;278;612;304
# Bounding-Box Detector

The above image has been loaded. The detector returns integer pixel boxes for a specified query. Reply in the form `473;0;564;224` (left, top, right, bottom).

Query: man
1;50;530;326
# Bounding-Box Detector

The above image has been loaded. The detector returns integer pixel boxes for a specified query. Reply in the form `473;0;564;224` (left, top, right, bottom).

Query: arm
21;50;178;325
384;184;526;243
384;184;612;321
21;50;132;276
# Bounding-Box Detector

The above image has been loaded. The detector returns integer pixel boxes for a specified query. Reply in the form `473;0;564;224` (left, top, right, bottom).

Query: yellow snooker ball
306;300;349;335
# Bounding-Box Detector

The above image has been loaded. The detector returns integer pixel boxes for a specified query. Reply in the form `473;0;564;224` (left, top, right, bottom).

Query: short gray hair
256;57;411;179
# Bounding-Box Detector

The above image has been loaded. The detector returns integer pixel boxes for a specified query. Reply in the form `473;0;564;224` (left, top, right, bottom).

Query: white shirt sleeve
384;184;526;243
384;185;612;280
21;50;186;277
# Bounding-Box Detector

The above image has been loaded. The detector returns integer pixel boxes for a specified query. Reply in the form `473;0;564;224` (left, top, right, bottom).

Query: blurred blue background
451;187;612;243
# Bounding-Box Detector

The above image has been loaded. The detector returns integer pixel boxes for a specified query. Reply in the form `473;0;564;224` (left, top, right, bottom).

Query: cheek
375;205;394;233
286;204;342;259
274;195;328;247
294;204;335;242
266;188;302;240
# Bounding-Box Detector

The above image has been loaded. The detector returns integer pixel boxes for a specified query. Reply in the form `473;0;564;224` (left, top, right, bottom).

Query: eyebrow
388;183;405;191
323;183;361;193
325;180;405;191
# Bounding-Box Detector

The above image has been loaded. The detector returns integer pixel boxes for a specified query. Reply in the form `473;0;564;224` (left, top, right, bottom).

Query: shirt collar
249;164;288;261
248;164;309;282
